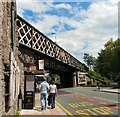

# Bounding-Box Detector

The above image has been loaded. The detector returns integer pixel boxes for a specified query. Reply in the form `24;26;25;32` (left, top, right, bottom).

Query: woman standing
49;81;58;109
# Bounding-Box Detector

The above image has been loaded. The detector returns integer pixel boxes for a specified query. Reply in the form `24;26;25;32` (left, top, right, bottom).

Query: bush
16;111;20;117
88;70;112;84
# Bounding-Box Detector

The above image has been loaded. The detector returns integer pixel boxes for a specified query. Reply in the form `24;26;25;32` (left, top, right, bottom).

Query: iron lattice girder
16;15;83;70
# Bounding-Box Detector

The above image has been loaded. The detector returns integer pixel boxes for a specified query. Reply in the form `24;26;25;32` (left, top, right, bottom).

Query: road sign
38;60;44;70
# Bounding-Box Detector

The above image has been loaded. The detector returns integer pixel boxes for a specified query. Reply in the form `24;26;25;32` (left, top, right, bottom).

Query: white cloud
17;1;52;13
54;3;72;10
31;14;59;34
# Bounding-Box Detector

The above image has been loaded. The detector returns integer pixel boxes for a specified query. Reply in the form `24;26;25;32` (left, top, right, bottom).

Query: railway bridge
17;15;83;88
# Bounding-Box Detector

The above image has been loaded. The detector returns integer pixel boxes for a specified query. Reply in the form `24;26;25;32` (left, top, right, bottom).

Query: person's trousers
40;93;48;109
48;94;51;106
50;93;56;108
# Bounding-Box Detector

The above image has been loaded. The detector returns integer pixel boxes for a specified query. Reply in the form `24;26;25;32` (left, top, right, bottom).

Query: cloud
54;3;72;10
17;1;52;14
31;14;60;34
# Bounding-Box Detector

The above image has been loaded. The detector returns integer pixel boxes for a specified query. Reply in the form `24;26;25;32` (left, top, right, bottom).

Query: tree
83;53;97;71
96;38;120;82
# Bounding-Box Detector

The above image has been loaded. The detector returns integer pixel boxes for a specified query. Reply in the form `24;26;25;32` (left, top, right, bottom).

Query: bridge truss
16;15;83;70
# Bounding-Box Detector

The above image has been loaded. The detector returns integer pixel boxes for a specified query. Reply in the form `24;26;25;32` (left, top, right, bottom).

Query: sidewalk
100;87;120;94
20;93;68;116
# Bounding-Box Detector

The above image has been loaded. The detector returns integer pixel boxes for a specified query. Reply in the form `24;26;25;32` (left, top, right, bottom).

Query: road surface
56;87;120;116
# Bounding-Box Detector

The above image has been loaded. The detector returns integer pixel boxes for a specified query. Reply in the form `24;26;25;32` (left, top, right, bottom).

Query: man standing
39;76;49;110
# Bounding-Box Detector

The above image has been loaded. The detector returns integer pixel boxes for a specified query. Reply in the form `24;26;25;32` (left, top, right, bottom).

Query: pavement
19;87;119;116
100;86;120;94
20;93;69;116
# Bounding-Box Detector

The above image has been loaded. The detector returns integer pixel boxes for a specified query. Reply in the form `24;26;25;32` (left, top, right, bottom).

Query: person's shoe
41;106;44;110
48;102;50;106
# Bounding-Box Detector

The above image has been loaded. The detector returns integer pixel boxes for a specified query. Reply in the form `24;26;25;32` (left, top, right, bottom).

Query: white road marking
94;97;119;103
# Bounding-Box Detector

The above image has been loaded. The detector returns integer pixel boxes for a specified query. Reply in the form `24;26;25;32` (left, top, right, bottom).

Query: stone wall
0;1;24;116
0;1;10;115
0;1;11;115
2;2;11;65
0;1;3;117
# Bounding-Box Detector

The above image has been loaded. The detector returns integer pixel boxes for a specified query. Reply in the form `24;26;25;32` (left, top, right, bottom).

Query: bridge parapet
17;15;83;70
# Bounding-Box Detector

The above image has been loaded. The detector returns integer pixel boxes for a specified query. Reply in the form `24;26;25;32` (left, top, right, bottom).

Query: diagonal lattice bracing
17;15;82;70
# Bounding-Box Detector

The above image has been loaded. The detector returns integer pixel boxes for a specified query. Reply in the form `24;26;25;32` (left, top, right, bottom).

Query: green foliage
82;38;120;83
16;111;20;117
83;53;97;70
50;74;60;81
96;38;120;82
88;70;112;84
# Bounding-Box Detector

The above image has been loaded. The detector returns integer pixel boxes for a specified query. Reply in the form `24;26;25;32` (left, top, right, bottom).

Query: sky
16;0;119;63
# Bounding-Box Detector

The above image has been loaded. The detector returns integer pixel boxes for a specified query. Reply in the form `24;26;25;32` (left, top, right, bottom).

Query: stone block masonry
0;1;24;116
0;1;4;116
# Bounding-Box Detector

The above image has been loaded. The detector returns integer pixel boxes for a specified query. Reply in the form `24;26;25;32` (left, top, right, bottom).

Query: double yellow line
56;101;74;117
